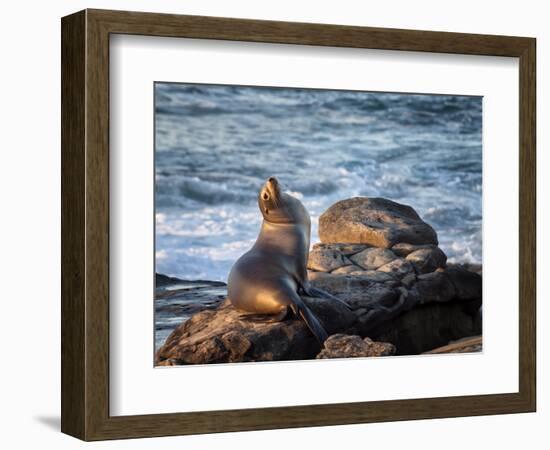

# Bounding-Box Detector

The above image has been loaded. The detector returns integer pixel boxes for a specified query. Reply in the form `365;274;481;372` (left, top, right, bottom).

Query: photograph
153;82;483;366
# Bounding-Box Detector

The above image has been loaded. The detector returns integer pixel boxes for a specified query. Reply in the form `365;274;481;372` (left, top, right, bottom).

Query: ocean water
155;83;482;282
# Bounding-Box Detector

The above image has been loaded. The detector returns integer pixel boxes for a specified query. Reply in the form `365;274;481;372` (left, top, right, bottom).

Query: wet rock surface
154;275;227;351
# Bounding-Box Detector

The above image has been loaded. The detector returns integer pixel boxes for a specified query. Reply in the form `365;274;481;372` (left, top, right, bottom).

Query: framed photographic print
61;9;536;441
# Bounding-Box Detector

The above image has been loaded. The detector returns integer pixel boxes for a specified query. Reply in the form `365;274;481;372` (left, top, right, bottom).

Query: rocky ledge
156;197;482;366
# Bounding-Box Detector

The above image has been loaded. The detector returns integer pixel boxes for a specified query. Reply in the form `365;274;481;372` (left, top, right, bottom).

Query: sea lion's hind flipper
291;296;328;344
301;284;352;310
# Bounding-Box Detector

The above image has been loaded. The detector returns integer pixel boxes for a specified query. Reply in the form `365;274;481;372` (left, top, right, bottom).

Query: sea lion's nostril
268;177;275;183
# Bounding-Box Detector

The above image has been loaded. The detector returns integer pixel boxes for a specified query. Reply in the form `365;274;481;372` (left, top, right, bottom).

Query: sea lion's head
258;176;309;225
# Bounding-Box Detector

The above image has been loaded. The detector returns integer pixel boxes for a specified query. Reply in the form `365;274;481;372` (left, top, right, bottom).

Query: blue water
155;83;482;282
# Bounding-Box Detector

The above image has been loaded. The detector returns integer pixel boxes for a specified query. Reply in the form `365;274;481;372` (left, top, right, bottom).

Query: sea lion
228;176;348;343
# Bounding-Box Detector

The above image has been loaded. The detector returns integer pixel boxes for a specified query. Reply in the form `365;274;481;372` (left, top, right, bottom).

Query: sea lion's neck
256;220;310;255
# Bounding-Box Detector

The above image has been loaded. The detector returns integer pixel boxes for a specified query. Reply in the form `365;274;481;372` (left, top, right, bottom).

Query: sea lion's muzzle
265;176;280;198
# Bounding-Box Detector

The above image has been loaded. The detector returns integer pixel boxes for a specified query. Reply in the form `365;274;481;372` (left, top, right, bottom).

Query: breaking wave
155;83;482;281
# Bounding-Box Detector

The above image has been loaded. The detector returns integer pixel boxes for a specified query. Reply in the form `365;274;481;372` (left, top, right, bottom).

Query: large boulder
317;334;396;359
156;296;356;365
319;197;438;248
156;302;317;365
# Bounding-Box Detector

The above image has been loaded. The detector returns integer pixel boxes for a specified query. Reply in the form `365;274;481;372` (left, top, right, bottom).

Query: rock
319;197;438;248
155;273;184;287
372;301;482;355
308;272;365;293
307;246;352;272
156;236;483;362
311;243;368;256
156;293;359;365
391;243;435;257
308;270;332;281
409;271;456;304
349;247;398;270
155;277;228;352
377;258;414;278
347;283;399;310
317;334;396;359
354;287;418;335
406;247;447;273
401;272;417;288
423;336;482;354
357;270;396;283
156;301;318;364
301;296;357;334
155;272;226;288
308;272;422;339
445;265;482;300
327;266;396;282
156;358;178;366
331;265;363;275
309;272;398;307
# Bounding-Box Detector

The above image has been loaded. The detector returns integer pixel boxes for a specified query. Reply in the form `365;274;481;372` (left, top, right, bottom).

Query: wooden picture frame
61;8;536;441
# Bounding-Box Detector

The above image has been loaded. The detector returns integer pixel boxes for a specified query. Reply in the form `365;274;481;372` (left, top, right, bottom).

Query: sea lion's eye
264;208;269;215
262;192;269;201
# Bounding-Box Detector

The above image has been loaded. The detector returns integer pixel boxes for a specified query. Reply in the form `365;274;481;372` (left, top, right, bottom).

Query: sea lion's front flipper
300;283;352;310
290;295;328;344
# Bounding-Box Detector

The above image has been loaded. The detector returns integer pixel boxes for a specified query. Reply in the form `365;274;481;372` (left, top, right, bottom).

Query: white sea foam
155;84;482;281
